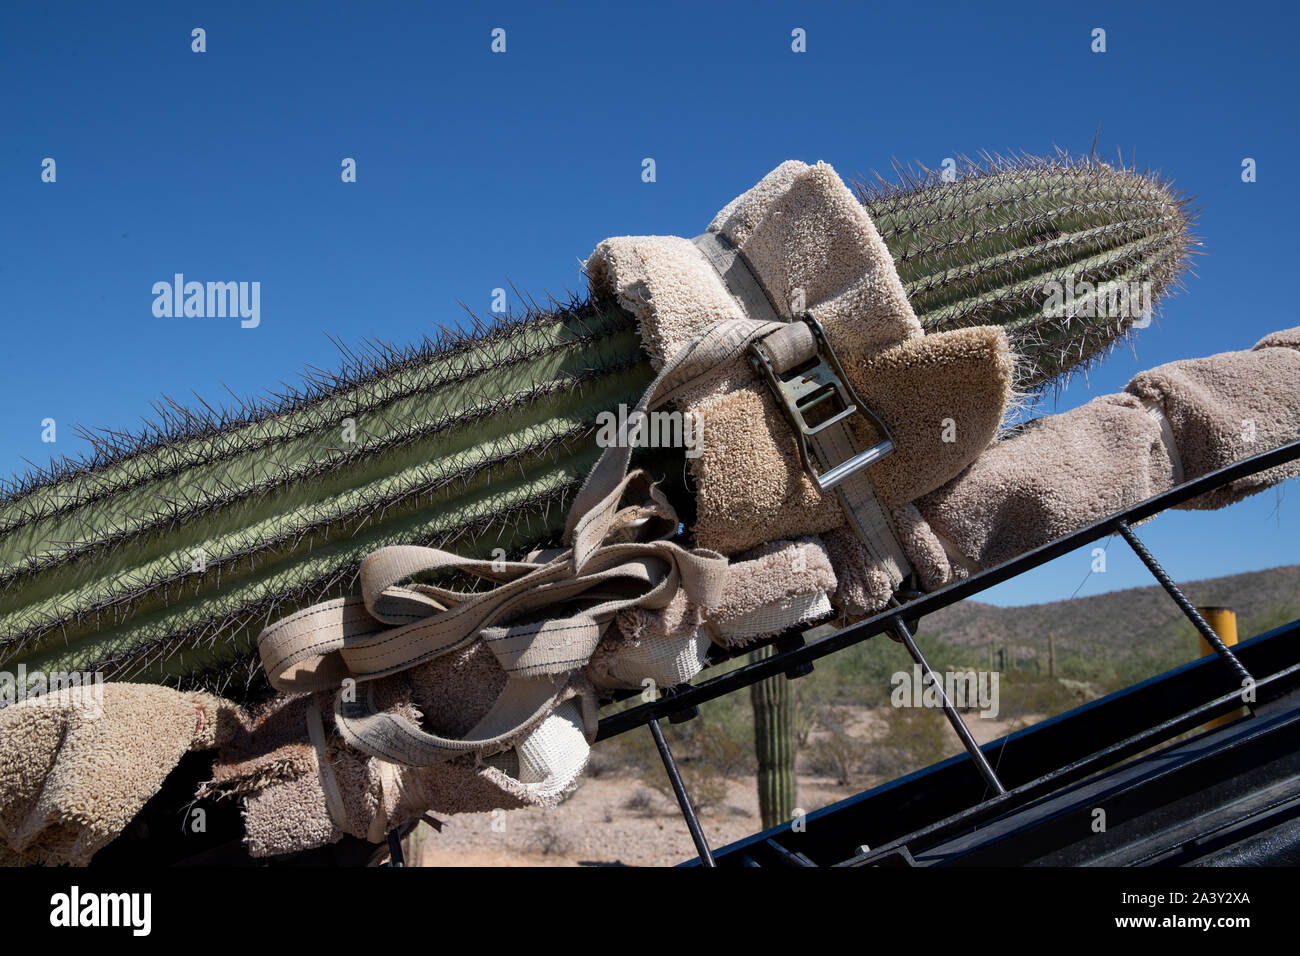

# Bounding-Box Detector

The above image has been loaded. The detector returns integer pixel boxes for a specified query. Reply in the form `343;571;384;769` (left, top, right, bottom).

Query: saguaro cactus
750;645;797;830
858;152;1195;388
0;153;1194;700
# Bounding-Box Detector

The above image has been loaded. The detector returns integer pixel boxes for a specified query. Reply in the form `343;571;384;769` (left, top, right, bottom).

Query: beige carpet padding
587;159;1015;556
917;328;1300;571
6;158;1300;865
0;683;246;866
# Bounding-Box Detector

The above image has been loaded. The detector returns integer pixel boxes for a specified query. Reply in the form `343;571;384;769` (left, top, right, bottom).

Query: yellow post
1197;606;1242;729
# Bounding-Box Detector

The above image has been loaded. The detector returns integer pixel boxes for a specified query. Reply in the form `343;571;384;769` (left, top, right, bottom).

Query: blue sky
1;1;1296;608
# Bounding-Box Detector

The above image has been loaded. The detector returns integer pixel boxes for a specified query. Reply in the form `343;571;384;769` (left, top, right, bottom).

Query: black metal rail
702;619;1300;867
591;439;1300;866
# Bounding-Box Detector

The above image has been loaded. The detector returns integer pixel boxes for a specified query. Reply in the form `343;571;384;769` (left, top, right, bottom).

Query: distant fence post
1197;605;1243;729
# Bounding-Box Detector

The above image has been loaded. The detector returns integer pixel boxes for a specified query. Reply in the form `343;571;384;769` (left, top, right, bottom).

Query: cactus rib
0;152;1197;701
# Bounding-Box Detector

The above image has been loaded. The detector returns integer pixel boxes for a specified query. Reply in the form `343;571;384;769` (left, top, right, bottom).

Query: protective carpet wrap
199;475;844;858
917;328;1300;571
0;683;245;865
5;158;1300;866
201;665;598;856
587;159;1016;556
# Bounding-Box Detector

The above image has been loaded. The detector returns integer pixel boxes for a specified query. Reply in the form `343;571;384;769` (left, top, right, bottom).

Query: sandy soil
416;705;1038;867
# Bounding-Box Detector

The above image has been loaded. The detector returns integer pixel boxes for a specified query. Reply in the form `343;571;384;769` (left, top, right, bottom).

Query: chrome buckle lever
748;313;895;493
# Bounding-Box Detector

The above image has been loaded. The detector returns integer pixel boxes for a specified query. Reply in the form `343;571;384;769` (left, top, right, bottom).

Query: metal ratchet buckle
747;312;896;493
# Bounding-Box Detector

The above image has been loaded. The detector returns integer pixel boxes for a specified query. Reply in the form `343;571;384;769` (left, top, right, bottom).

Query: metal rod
597;440;1300;741
890;615;1007;796
1114;519;1254;687
648;719;716;867
816;438;894;491
764;837;815;867
835;660;1300;867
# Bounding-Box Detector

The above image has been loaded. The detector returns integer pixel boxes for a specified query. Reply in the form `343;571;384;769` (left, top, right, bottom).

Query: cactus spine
0;154;1194;699
750;645;797;830
858;152;1195;389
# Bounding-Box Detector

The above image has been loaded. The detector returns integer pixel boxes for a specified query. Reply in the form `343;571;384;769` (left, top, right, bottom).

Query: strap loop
256;291;841;777
258;467;728;767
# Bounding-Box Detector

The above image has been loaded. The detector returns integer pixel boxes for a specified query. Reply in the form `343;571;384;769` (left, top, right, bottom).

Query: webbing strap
1142;397;1185;487
759;321;818;375
255;309;843;785
808;419;909;586
306;695;347;828
258;471;728;767
693;230;786;327
691;231;910;587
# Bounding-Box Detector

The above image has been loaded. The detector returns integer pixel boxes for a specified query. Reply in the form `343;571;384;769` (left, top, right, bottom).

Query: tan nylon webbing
760;322;818;376
259;471;728;767
251;233;906;824
691;231;910;587
692;229;788;326
256;317;830;777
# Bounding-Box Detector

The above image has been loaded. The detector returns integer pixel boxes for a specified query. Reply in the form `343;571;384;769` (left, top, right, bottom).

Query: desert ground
415;704;1038;866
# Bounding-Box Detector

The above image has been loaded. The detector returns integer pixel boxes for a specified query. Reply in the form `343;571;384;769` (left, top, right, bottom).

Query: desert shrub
586;722;659;777
639;761;730;814
805;732;871;786
530;824;571;857
978;672;1089;724
697;719;757;778
863;706;951;781
622;786;658;817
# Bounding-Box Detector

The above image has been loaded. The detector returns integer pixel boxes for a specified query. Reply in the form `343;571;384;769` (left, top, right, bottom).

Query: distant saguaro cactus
750;645;797;830
0;152;1194;700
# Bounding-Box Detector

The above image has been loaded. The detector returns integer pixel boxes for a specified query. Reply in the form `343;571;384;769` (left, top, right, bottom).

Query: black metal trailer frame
590;439;1300;868
93;439;1300;867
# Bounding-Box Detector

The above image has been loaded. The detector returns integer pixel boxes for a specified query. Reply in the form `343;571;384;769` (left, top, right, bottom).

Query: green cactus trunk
750;645;797;830
0;302;653;695
857;153;1195;388
0;155;1193;700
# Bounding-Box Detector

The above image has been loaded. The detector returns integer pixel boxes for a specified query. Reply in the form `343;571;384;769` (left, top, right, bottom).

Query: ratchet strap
692;230;911;587
256;316;839;772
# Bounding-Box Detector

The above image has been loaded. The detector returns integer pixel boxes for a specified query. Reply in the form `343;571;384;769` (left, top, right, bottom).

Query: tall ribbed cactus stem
750;645;797;830
858;151;1196;389
0;153;1195;700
